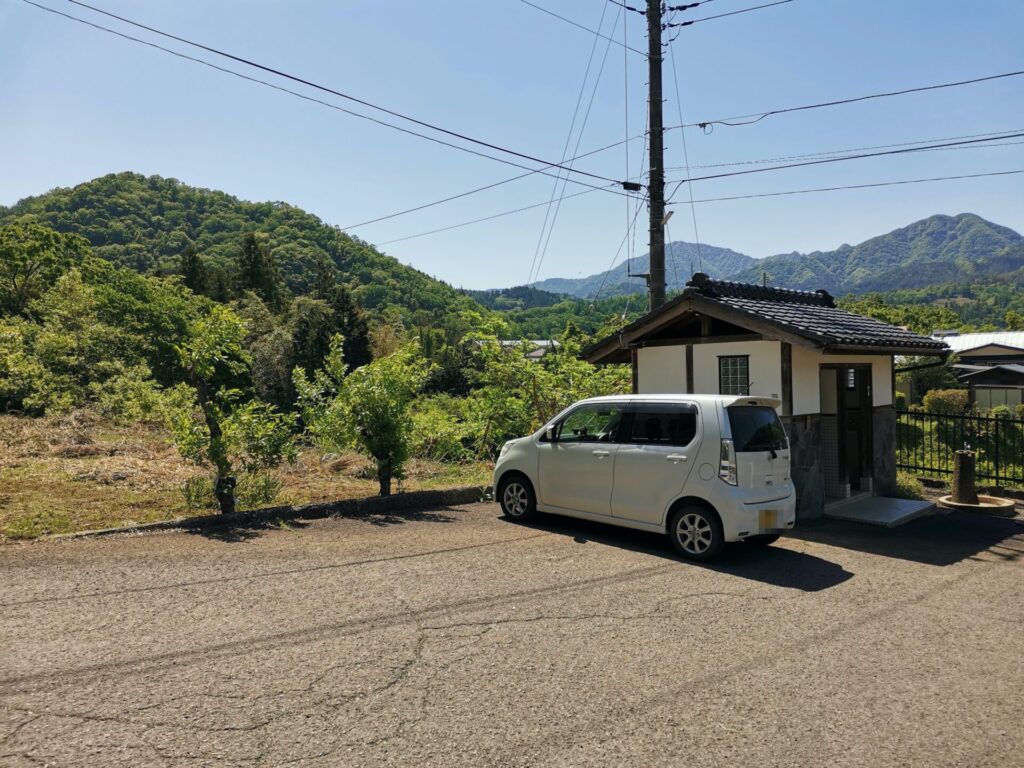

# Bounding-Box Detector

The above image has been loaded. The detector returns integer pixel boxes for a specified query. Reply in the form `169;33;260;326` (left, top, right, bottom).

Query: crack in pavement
0;532;551;609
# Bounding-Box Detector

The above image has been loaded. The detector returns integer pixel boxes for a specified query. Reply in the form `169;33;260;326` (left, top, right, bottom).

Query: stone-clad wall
782;414;825;519
872;406;898;497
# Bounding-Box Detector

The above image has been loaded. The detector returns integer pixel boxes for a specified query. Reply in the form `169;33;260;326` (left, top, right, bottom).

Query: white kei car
492;395;796;560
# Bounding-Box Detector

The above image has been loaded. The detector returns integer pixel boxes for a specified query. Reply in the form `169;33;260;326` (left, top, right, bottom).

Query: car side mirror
545;425;555;442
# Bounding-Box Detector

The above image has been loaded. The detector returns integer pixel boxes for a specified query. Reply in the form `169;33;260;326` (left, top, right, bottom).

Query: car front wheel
669;506;724;561
498;475;537;522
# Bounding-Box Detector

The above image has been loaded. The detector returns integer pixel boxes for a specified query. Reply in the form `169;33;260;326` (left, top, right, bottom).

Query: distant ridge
522;213;1023;298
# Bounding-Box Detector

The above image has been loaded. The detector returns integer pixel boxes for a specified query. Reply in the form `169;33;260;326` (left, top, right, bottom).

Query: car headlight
499;440;514;458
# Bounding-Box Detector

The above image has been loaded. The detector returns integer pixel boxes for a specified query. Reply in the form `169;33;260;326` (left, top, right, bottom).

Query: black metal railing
897;410;1024;486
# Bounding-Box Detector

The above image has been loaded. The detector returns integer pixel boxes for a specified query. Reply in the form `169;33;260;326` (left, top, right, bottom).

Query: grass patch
0;412;491;541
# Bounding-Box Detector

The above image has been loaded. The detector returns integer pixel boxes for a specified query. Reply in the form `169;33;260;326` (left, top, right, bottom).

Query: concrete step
824;496;935;528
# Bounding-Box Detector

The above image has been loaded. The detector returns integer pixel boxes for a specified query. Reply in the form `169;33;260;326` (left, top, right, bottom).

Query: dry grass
0;412;491;541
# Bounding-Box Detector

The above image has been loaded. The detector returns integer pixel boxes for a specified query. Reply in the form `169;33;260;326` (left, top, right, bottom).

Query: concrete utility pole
646;0;667;310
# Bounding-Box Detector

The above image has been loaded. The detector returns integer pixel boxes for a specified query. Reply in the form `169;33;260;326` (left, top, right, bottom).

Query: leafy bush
411;395;475;462
922;388;969;414
295;337;430;495
91;364;166;425
989;404;1013;420
236;472;284;508
895;472;925;500
181;476;217;511
894;393;907;411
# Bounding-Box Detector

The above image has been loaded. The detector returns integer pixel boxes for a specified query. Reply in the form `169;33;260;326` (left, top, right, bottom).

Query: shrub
989;404;1013;420
922;388;969;414
236;472;284;508
91;364;165;425
1015;404;1024;421
411;395;474;463
895;471;925;500
181;476;217;511
894;393;907;411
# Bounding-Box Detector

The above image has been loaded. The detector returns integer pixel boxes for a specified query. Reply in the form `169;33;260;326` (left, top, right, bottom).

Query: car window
556;405;622;443
727;405;787;452
624;404;697;447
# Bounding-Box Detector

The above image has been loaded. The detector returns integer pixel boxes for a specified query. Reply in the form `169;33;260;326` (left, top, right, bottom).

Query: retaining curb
36;485;492;543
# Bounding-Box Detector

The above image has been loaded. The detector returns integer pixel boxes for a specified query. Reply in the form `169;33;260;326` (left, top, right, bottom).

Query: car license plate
759;510;777;529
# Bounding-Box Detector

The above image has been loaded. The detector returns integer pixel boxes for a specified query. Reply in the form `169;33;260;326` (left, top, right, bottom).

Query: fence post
994;417;1000;487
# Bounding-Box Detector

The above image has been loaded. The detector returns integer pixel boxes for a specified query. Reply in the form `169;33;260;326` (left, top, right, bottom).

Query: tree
295;338;429;495
171;305;295;513
311;256;372;370
235;232;286;310
0;221;90;316
180;241;208;296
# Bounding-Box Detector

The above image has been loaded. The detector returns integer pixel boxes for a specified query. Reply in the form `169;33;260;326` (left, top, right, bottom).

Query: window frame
619;402;700;448
718;355;750;396
546;403;625;444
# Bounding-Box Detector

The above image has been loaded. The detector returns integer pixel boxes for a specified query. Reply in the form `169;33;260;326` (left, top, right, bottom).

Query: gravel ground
1;503;1022;767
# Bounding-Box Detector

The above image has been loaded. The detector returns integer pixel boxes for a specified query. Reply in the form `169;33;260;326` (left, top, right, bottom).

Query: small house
585;273;950;522
932;331;1024;409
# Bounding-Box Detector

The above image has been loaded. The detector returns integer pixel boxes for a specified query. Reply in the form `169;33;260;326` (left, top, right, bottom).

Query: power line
23;0;636;204
527;2;619;286
53;0;628;186
670;69;1024;130
377;132;1022;248
668;169;1024;205
662;130;1024;172
343;136;642;231
519;0;646;55
666;0;793;27
666;132;1024;196
375;185;616;246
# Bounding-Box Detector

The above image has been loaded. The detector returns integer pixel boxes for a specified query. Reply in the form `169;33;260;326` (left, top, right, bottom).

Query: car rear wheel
744;534;780;546
498;475;537;522
669;506;724;561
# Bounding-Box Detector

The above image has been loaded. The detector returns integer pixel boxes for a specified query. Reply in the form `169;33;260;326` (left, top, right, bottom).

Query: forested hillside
0;172;481;324
730;214;1024;294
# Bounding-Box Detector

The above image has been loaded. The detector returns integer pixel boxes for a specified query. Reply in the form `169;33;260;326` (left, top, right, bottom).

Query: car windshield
727;405;787;452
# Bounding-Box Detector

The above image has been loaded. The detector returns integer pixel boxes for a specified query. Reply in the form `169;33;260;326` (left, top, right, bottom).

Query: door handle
592;449;610;458
666;454;687;463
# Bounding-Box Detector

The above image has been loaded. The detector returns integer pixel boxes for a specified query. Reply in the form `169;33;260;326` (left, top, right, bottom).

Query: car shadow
517;513;853;592
184;506;458;543
788;510;1024;566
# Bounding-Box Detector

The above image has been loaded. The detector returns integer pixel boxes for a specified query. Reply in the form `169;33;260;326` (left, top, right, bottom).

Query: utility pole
646;0;667;310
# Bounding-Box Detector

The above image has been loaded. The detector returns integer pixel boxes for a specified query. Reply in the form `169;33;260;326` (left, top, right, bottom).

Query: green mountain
0;172;480;323
531;241;757;299
529;214;1023;299
729;213;1024;294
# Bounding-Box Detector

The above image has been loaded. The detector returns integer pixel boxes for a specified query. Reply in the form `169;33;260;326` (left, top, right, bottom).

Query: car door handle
592;449;610;458
666;454;687;463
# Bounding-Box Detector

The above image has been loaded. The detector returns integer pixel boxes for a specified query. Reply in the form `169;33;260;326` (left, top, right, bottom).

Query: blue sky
2;0;1022;290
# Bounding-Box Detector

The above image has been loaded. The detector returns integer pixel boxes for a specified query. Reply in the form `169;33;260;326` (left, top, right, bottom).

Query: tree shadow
788;510;1024;566
517;514;854;592
184;505;458;543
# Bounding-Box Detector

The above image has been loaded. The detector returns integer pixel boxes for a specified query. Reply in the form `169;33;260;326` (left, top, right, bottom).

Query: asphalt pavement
1;503;1022;767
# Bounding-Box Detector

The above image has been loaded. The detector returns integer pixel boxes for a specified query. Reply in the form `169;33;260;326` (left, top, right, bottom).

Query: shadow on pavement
518;514;853;592
787;510;1024;566
185;507;458;543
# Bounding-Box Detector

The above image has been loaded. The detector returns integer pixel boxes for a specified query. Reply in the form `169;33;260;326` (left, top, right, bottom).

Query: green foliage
295;338;429;495
922;388;970;414
170;305;296;513
236;232;287;310
179;241;208;296
91;364;166;425
0;172;483;324
895;472;924;500
181;476;217;511
895;355;960;405
236;472;285;508
0;220;90;316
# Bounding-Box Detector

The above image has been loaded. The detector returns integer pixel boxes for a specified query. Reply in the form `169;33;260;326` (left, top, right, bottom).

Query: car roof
572;394;781;408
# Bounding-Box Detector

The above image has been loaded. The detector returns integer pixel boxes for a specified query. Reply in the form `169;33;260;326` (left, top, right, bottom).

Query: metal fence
896;410;1024;486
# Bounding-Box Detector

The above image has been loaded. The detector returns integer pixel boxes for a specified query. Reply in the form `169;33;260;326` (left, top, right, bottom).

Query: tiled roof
684;273;948;351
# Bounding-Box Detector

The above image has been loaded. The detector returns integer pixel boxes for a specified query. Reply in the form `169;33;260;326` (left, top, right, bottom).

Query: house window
719;356;750;395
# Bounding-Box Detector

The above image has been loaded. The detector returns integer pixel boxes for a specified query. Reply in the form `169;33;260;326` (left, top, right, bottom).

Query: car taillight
719;438;737;485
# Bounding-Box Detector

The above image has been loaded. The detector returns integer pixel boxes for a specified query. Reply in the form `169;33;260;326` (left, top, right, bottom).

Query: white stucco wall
791;346;893;415
692;341;783;400
636;346;687;394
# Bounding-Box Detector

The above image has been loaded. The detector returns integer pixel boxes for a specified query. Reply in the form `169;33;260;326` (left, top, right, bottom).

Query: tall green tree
180;241;208;296
235;232;286;311
295;339;429;495
0;221;90;316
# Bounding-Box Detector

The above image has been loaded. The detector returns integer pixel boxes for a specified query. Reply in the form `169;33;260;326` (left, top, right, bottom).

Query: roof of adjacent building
930;331;1024;354
585;273;949;364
